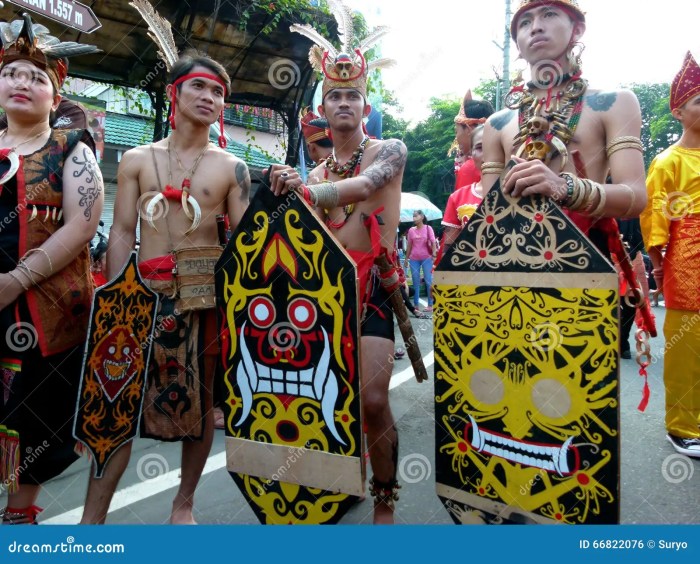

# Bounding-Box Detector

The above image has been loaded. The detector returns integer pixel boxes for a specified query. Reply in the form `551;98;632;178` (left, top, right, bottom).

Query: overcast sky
348;0;699;122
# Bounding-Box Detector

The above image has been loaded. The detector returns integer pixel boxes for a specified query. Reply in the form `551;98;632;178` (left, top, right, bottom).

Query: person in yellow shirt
640;51;700;458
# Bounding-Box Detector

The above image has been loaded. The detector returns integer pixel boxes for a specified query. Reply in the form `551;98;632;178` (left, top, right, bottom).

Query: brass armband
481;162;505;175
586;182;607;217
308;181;339;210
606;136;643;159
620;184;637;217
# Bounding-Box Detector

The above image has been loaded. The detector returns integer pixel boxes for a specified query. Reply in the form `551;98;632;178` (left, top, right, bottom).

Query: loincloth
139;255;219;441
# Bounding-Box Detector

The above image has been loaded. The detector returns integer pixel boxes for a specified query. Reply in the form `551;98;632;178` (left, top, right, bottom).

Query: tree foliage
474;78;500;112
399;97;461;211
627;83;682;169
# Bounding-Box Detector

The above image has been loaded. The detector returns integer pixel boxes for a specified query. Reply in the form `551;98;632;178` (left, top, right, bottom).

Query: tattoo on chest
586;92;617;112
235;161;251;200
490;110;516;131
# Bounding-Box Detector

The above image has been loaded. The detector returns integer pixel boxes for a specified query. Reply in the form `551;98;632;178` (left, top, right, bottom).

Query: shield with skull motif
73;252;159;478
434;163;619;524
216;185;364;524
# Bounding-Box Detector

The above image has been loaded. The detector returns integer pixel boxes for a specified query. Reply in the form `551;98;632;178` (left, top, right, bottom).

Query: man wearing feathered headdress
268;0;406;524
79;0;250;525
641;50;700;459
0;13;103;524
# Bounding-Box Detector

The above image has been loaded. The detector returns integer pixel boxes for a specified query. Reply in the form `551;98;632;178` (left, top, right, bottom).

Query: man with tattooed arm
0;15;103;525
271;22;407;523
482;0;646;225
80;51;249;525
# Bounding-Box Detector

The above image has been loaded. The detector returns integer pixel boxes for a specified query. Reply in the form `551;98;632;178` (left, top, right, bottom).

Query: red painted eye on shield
287;298;317;331
248;296;276;329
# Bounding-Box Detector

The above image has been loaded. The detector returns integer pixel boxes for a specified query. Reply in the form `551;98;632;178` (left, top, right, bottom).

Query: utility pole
492;0;512;111
502;0;511;108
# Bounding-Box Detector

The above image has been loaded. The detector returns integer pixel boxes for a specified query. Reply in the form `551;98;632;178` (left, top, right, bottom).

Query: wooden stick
374;253;428;383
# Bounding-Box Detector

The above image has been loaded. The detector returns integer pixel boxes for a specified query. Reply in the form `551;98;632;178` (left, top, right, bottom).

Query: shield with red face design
434;163;620;524
216;186;363;524
74;252;159;477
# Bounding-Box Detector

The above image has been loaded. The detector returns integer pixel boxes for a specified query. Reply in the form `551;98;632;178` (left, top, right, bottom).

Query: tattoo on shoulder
490;110;516;131
360;140;407;189
235;161;251;201
72;147;98;183
586;92;617;112
73;148;102;221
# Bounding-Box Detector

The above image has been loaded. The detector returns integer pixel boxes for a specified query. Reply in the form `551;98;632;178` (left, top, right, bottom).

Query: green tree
474;78;500;112
401;97;462;211
628;83;682;169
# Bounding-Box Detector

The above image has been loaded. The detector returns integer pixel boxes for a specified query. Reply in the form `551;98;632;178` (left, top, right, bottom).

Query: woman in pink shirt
404;210;437;312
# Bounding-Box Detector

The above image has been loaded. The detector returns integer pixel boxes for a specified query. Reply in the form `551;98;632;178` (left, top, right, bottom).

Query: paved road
3;302;697;525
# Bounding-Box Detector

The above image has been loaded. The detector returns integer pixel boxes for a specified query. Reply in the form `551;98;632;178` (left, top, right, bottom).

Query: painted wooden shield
74;252;159;477
216;186;364;524
434;171;619;524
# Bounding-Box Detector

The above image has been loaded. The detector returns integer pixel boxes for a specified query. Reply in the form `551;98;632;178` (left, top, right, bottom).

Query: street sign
6;0;101;33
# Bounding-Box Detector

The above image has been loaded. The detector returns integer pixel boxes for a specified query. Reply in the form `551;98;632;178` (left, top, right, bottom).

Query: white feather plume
367;57;396;72
129;0;178;70
358;26;390;54
327;0;355;53
290;23;337;58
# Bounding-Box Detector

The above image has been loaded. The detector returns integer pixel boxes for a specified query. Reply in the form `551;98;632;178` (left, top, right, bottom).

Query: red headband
169;72;229;148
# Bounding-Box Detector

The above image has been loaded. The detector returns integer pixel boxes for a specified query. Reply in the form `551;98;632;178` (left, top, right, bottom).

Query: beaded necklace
324;136;370;229
506;73;587;171
325;136;369;177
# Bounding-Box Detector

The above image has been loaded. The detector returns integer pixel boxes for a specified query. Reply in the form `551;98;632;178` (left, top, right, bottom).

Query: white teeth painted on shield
257;363;270;379
467;416;576;474
235;322;258;425
314;328;330;401
235;324;255;426
317;327;344;445
554;437;574;476
469;416;484;451
234;325;343;443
